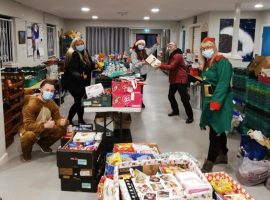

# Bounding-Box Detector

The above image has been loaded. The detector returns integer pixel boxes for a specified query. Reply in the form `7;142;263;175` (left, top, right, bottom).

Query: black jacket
64;51;94;96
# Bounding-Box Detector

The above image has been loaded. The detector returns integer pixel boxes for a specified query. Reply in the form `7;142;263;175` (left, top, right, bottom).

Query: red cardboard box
112;92;142;108
112;80;143;94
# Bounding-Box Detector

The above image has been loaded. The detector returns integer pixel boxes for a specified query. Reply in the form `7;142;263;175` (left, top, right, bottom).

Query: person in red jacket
156;42;193;124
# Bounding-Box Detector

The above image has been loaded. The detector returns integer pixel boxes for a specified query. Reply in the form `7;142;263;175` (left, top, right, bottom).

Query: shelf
4;101;23;116
8;90;24;100
4;112;21;125
7;80;24;89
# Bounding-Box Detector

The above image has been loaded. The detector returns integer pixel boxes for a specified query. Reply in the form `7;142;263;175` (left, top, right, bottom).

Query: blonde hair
65;37;90;68
199;41;219;71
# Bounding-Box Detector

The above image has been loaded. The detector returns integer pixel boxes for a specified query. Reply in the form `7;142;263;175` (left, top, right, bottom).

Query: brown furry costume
20;95;67;160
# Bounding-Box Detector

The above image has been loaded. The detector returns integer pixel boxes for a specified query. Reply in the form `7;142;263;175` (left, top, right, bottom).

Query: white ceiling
15;0;270;21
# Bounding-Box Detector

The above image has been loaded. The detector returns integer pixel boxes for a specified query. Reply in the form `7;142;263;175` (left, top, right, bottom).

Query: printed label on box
83;101;92;106
77;159;87;166
82;183;91;189
80;170;92;176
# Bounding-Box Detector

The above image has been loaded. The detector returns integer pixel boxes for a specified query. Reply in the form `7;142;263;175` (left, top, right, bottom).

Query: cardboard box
112;92;142;108
112;80;143;94
113;143;161;155
59;167;93;179
248;56;270;76
56;137;105;169
61;176;98;192
113;158;213;200
82;94;112;107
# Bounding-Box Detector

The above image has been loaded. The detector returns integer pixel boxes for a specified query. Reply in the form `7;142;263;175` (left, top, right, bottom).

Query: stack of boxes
57;129;105;192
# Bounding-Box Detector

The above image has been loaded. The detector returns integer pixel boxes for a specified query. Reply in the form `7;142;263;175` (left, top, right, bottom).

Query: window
47;25;56;57
0;16;13;67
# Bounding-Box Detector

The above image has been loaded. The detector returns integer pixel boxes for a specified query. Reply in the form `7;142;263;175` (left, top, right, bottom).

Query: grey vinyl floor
0;69;269;199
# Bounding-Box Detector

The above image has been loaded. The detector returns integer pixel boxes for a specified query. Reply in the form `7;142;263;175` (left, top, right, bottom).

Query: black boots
215;151;228;164
185;118;194;124
201;160;214;173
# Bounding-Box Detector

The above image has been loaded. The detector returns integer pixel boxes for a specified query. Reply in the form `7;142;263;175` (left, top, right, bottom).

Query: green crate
82;94;112;107
24;76;40;87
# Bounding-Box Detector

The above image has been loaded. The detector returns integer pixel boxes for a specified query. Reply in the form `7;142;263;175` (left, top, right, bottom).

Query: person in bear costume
20;79;68;161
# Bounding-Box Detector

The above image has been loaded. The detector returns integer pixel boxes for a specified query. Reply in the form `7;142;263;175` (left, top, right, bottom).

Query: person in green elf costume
199;37;233;173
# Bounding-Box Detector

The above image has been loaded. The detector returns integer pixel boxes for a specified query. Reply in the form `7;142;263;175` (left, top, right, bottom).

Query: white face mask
202;49;214;59
138;45;145;50
76;44;85;52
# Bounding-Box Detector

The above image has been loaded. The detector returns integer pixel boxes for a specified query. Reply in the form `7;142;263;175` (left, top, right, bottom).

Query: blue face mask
42;91;54;101
202;49;214;59
138;45;145;50
76;45;85;52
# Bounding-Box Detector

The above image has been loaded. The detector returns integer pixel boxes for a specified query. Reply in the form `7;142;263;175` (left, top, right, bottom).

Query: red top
159;53;187;84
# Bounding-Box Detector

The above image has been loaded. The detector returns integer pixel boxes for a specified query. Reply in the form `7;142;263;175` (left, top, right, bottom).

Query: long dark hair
135;46;148;61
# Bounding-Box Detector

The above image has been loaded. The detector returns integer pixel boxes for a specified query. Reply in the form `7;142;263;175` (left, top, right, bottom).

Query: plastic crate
24;76;40;88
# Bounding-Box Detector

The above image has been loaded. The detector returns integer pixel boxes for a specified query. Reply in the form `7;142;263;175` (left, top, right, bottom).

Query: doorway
261;26;270;56
136;34;158;48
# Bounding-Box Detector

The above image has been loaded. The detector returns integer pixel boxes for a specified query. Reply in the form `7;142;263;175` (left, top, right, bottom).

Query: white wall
64;19;180;47
261;11;270;25
0;0;64;159
0;0;64;67
0;71;7;163
179;12;210;52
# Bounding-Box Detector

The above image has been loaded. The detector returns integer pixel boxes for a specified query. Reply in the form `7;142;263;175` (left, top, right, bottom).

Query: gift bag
237;157;270;186
240;135;268;160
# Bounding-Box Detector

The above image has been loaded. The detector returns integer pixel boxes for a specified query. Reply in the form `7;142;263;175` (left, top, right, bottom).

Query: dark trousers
207;127;228;162
168;83;193;119
20;126;66;157
68;92;84;122
141;74;147;105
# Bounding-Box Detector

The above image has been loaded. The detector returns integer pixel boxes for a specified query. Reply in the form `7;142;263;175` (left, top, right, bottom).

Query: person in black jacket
64;37;94;124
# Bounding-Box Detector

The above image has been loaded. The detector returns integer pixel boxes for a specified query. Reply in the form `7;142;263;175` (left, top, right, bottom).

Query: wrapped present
105;153;155;175
112;79;143;94
204;172;254;200
113;143;160;156
112;92;142;108
98;175;114;200
113;158;212;200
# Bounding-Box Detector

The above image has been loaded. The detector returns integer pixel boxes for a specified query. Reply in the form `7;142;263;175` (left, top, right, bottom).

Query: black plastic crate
60;177;98;192
103;129;132;153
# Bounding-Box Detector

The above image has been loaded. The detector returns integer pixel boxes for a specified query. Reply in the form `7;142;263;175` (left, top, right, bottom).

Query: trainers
39;146;53;153
168;112;179;117
185;118;194;124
